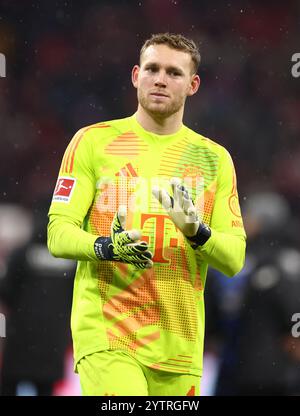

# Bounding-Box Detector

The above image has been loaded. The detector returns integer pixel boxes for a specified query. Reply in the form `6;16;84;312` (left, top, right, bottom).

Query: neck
135;105;183;135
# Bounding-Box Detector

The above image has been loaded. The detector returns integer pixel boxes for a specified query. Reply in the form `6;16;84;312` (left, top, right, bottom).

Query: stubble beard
138;89;185;119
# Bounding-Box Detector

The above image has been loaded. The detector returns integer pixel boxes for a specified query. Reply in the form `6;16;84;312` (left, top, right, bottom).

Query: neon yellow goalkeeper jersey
48;114;246;376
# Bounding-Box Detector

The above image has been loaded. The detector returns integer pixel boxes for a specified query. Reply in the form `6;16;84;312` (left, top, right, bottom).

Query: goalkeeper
47;32;246;396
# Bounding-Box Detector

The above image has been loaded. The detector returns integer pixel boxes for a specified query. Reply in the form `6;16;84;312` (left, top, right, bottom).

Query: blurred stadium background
0;0;300;395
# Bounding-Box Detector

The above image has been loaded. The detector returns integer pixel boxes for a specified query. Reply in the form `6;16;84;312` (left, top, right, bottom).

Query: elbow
47;230;59;258
225;239;246;278
226;257;245;278
47;220;62;258
47;240;60;258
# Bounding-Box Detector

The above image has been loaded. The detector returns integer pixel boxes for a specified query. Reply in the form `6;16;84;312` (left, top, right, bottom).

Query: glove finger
142;251;153;260
183;193;195;215
127;246;152;256
145;260;153;268
111;211;123;241
131;252;153;261
180;184;191;200
176;185;186;210
187;205;199;224
131;259;153;269
170;177;181;205
123;244;153;259
126;229;141;242
135;241;149;251
120;251;153;266
115;230;141;248
117;205;127;229
136;250;153;260
152;187;173;210
127;241;150;253
141;259;153;269
123;229;141;243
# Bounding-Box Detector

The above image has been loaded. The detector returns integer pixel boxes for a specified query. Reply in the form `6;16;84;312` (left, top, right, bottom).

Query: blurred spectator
233;245;300;395
0;204;32;262
205;191;300;395
0;199;75;396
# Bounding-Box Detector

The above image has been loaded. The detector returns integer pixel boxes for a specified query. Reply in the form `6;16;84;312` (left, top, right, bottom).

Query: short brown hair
140;33;201;74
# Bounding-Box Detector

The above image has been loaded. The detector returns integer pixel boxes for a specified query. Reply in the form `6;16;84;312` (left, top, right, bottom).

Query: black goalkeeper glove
94;206;153;269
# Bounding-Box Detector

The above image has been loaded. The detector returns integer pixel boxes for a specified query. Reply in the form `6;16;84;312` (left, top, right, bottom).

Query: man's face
132;44;200;118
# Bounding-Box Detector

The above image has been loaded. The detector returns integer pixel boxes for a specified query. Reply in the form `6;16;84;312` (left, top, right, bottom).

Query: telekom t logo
141;213;178;263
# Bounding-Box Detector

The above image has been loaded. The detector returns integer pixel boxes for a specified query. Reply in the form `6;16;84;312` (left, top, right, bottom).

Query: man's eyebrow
143;62;184;73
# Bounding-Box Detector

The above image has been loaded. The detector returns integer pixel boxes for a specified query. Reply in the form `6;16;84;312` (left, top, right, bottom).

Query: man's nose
154;71;167;87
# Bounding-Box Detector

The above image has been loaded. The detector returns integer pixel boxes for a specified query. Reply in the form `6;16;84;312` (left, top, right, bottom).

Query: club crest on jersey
52;177;76;203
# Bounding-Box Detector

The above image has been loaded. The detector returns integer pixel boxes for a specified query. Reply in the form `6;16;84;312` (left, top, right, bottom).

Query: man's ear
187;74;201;96
132;65;140;88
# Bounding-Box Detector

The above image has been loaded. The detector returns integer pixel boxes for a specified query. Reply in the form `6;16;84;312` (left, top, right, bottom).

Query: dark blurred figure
205;191;300;396
0;199;76;396
234;245;300;395
234;191;300;395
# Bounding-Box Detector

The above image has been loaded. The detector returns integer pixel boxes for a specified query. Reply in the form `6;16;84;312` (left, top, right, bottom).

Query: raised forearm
47;215;98;261
198;229;246;277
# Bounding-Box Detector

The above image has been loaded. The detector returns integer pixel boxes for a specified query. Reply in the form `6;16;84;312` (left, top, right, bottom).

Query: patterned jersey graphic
48;115;246;376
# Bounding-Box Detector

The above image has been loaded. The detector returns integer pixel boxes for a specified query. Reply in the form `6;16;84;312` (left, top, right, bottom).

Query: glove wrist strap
94;237;114;260
187;223;211;249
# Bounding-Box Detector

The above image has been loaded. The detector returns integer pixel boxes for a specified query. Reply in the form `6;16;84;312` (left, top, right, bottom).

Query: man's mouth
150;92;169;98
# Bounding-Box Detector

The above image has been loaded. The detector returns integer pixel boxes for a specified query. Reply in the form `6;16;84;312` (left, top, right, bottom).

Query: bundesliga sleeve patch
52;177;76;203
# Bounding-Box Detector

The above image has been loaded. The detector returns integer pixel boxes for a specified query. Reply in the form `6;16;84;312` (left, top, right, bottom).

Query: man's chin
144;103;174;118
